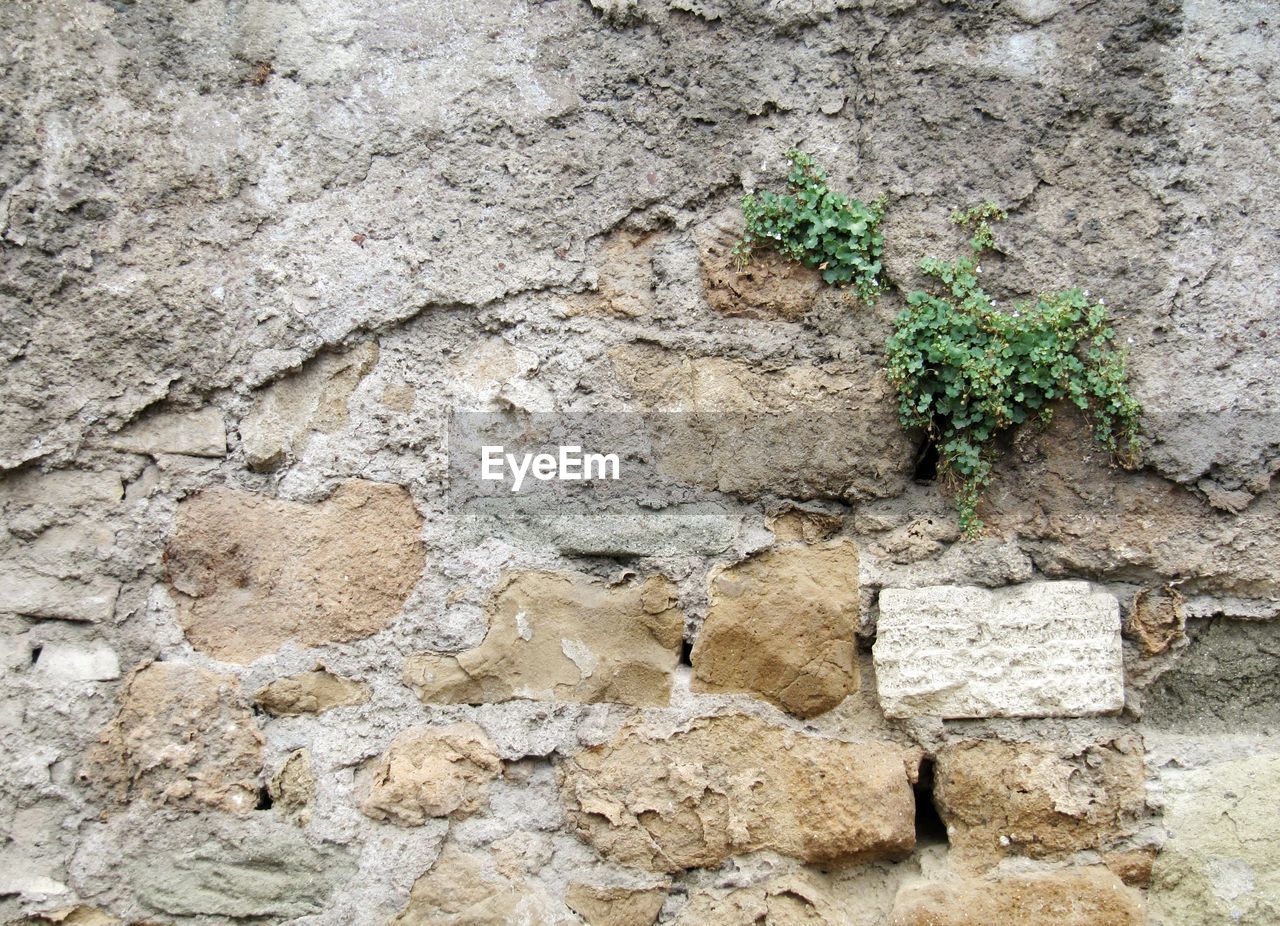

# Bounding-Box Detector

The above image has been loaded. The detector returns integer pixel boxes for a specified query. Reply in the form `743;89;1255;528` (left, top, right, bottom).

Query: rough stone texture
253;668;370;716
694;209;824;320
404;571;683;707
691;541;860;718
126;822;356;919
566;883;668;926
239;341;378;470
1142;618;1280;731
360;723;502;826
32;642;120;682
890;867;1147;926
81;661;263;814
3;0;1278;920
674;874;844;925
933;737;1147;869
391;844;570;926
1149;753;1280;926
268;748;316;827
92;408;226;458
874;582;1124;719
1;569;119;623
166;479;424;662
611;345;914;503
1127;585;1187;657
558;714;915;872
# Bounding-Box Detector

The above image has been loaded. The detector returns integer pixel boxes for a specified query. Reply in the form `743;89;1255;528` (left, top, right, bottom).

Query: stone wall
2;1;1277;924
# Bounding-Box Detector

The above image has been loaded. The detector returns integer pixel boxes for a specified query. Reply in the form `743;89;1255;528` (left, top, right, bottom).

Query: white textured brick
0;569;120;622
872;581;1123;719
97;407;226;457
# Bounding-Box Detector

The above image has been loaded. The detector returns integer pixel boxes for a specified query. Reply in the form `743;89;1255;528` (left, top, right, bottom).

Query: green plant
732;149;886;302
885;204;1142;536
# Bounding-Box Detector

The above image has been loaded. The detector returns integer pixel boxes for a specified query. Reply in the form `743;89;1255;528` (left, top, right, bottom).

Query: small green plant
885;204;1142;536
733;149;886;302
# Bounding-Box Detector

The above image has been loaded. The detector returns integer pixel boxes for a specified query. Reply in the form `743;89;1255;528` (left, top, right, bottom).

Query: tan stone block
566;883;668;926
391;844;571;925
558;714;915;872
691;541;859;718
82;661;263;814
695;210;823;320
404;571;682;707
933;737;1147;869
166;480;424;663
269;748;315;826
97;407;226;458
360;724;502;825
674;873;843;925
253;668;370;716
1126;585;1186;657
890;867;1146;926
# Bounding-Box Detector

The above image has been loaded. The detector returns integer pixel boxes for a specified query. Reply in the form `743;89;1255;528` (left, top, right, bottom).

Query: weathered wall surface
1;0;1277;924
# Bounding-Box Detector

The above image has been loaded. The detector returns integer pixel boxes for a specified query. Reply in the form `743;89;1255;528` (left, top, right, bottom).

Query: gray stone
1142;618;1280;732
873;582;1124;719
0;569;120;622
128;828;356;918
95;408;226;458
33;641;120;681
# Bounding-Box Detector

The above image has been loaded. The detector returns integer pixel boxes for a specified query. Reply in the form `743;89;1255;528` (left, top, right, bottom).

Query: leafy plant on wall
732;149;886;302
885;204;1142;536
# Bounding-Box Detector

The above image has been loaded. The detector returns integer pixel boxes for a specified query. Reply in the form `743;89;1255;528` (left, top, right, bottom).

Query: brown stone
82;661;263;814
694;210;824;320
765;506;843;544
590;229;662;318
391;844;570;925
1126;585;1186;657
610;345;912;503
360;724;502;825
889;867;1146;926
558;714;915;872
691;542;859;718
986;410;1280;600
674;873;843;925
1104;848;1157;888
240;342;378;470
166;480;424;663
404;571;683;707
268;749;315;826
254;669;371;716
566;883;668;926
933;737;1146;869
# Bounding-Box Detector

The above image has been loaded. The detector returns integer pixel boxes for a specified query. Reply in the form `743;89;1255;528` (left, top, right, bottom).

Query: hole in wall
679;639;694;667
255;785;274;811
913;437;939;482
30;645;42;666
913;757;948;846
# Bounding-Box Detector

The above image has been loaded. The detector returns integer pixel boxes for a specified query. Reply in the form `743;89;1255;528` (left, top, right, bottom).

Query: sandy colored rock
765;506;843;544
691;541;859;718
10;907;120;926
269;749;316;826
360;723;502;825
674;873;846;925
166;479;424;663
95;407;226;458
1104;848;1157;888
890;867;1146;926
404;571;682;707
873;582;1124;719
391;844;570;925
566;883;667;926
933;737;1146;869
1126;585;1186;657
695;209;824;320
611;344;913;503
558;714;915;873
1149;753;1280;926
254;668;370;716
581;229;663;318
81;661;263;814
240;342;378;470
